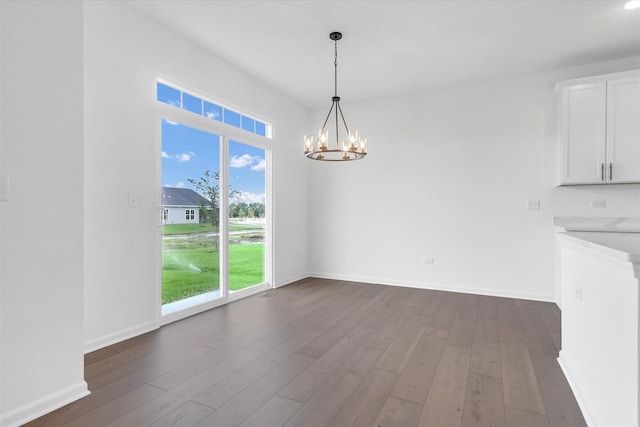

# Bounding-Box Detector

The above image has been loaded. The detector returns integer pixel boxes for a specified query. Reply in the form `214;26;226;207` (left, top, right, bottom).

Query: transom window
157;81;272;138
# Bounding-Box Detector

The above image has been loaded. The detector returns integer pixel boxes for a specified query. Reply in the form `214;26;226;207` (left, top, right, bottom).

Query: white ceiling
128;0;640;108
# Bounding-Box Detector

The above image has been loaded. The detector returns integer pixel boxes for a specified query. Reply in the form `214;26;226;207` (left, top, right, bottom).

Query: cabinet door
559;82;607;185
606;76;640;183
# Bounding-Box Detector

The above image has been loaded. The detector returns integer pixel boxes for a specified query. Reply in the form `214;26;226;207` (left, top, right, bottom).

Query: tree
249;202;265;218
188;170;239;227
188;170;220;226
230;202;249;218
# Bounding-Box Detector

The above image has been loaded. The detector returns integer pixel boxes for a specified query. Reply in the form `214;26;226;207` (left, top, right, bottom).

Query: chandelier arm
336;102;350;134
320;100;336;130
335;102;340;147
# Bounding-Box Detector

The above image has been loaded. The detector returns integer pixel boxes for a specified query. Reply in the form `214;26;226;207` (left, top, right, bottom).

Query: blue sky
161;119;265;204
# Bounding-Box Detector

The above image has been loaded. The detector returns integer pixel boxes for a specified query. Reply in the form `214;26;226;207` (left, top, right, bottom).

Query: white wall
83;2;309;351
0;0;4;420
0;0;4;422
309;56;640;303
0;2;88;426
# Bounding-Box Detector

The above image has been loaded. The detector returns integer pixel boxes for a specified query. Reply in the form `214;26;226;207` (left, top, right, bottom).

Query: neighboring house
161;187;206;225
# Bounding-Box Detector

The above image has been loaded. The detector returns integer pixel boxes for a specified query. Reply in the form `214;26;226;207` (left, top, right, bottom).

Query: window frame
156;83;273;325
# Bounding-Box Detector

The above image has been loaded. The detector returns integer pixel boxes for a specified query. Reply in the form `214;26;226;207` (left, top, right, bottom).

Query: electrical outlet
575;287;582;301
422;257;434;264
527;200;540;211
590;200;606;209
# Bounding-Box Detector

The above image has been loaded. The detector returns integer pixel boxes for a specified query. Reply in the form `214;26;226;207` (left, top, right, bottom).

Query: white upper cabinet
607;76;640;183
556;70;640;185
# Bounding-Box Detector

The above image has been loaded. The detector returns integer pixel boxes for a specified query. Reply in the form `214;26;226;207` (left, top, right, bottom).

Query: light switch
0;176;8;201
128;192;143;207
527;200;540;211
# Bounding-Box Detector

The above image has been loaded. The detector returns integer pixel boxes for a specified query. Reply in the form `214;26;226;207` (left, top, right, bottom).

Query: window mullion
220;135;230;299
265;148;273;288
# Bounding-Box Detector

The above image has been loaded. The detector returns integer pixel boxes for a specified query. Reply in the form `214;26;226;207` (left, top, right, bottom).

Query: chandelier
304;32;367;161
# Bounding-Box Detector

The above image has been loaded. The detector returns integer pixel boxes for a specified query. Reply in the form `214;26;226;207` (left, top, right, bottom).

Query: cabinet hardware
601;163;605;181
609;163;613;181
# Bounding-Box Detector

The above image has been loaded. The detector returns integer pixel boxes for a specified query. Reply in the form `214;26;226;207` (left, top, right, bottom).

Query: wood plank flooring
25;278;586;427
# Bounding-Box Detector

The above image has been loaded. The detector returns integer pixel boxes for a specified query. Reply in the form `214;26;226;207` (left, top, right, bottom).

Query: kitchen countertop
554;217;640;272
557;231;640;264
554;216;640;233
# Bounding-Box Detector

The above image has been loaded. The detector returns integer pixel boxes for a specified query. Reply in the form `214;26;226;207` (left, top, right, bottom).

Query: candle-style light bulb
349;130;358;150
304;134;313;154
359;136;367;153
319;129;328;150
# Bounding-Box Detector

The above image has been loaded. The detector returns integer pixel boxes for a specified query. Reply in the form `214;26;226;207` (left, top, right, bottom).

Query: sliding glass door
160;121;269;315
161;120;223;309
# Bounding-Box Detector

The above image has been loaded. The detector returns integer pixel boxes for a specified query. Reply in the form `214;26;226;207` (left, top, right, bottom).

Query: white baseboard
85;273;551;355
275;273;310;288
0;381;89;427
557;352;594;426
308;272;555;302
84;320;159;354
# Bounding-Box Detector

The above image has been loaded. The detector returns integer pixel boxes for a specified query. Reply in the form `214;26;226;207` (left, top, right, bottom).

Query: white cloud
230;154;265;171
175;151;195;162
166;182;185;188
232;191;266;204
251;159;266;172
161;151;170;158
229;154;255;168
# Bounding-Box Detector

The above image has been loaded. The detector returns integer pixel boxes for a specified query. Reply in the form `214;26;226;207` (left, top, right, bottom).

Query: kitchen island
555;218;639;427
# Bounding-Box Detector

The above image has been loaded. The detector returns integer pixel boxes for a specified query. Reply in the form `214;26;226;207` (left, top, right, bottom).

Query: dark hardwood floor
25;278;586;427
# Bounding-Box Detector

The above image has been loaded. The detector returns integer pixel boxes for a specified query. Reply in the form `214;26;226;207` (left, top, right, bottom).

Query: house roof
161;187;206;207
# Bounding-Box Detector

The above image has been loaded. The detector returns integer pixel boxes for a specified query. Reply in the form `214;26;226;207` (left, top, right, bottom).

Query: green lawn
163;223;217;235
163;222;263;235
229;244;265;291
229;222;264;231
162;242;264;304
162;246;220;304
